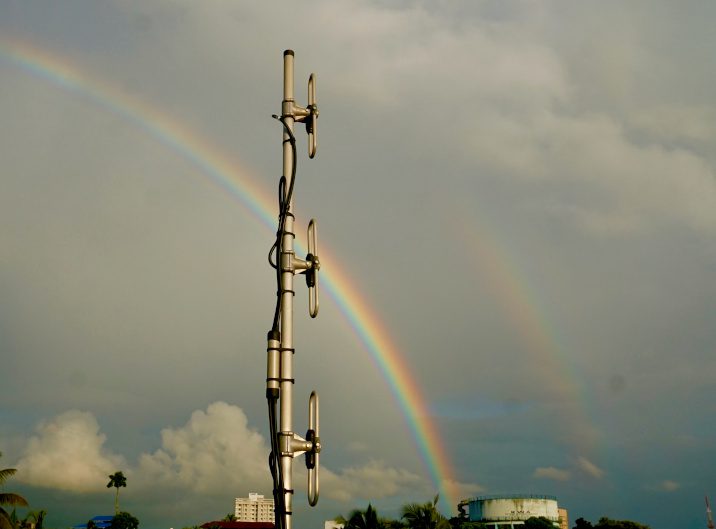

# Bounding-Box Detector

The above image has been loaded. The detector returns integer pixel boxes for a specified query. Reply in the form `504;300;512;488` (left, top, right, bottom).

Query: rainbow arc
0;37;460;509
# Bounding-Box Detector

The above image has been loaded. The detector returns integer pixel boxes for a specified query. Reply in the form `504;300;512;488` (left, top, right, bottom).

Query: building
466;494;562;528
235;493;275;523
558;508;569;529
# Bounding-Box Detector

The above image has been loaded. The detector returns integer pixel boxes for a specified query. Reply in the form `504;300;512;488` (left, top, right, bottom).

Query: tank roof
471;493;557;501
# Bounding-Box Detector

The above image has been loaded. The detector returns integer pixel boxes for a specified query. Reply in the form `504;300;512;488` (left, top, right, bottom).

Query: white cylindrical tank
469;495;559;523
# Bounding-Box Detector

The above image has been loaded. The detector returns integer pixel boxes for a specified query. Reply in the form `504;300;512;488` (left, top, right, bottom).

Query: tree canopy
342;503;382;529
594;517;650;529
0;452;29;529
109;512;139;529
401;495;450;529
573;516;650;529
523;517;556;529
338;496;453;529
573;518;593;529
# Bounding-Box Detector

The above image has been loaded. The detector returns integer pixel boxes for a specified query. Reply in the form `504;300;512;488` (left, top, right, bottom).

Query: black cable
267;396;284;529
269;116;298;332
267;178;287;271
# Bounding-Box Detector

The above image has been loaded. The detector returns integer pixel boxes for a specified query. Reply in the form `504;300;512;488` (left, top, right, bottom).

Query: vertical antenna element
265;49;322;529
306;391;320;505
306;219;320;318
307;74;318;158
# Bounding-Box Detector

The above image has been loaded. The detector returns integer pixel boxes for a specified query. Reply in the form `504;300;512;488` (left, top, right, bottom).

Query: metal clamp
282;74;318;159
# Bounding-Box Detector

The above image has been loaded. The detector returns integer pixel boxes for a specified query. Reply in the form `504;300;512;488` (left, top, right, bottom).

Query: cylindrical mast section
280;49;296;529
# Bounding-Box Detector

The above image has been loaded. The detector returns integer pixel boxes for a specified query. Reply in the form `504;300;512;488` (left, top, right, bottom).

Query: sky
0;2;715;529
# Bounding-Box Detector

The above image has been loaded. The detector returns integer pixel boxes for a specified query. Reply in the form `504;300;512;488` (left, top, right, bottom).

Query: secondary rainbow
0;37;460;508
457;208;599;465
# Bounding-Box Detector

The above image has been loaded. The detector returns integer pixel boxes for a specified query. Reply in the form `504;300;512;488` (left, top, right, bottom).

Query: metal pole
266;49;320;529
280;49;296;529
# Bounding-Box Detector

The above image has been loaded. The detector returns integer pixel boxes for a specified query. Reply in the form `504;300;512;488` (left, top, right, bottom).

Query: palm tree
30;510;46;529
401;495;449;529
0;452;29;529
21;510;46;529
342;504;381;529
106;472;127;515
222;514;236;522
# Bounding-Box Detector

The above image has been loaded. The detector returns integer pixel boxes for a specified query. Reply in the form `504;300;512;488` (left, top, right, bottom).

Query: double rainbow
0;37;460;509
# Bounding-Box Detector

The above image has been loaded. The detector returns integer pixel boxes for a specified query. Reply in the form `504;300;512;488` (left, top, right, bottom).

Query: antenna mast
265;50;321;529
707;496;715;529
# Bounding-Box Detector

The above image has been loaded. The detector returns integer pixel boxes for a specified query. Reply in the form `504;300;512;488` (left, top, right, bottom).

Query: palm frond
0;470;17;487
0;494;29;508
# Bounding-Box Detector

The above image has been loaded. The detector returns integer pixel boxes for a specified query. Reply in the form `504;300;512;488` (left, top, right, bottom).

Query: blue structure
73;515;114;529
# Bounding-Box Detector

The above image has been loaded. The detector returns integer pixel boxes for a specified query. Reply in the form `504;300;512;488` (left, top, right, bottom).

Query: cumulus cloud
533;466;571;481
135;401;271;495
575;456;605;479
15;410;125;493
14;404;432;505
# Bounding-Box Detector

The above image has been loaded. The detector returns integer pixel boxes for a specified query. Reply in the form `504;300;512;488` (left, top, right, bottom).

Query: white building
235;493;275;523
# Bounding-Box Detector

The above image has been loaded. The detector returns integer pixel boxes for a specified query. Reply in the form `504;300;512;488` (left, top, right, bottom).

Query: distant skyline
1;2;715;529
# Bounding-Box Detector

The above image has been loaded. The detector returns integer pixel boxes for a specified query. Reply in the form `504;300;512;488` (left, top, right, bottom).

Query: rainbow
0;37;460;509
456;207;598;463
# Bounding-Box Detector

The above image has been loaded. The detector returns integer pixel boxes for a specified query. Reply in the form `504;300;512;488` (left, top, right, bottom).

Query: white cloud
15;410;125;493
533;466;571;481
135;401;270;495
14;404;434;506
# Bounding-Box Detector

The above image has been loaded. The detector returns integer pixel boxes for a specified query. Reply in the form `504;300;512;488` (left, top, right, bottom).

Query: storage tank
468;494;560;527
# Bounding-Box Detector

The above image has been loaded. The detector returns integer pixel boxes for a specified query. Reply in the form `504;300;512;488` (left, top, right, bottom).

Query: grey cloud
2;2;715;528
316;461;426;502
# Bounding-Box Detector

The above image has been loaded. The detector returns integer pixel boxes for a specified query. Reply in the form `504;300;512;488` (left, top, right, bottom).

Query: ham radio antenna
265;50;321;529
